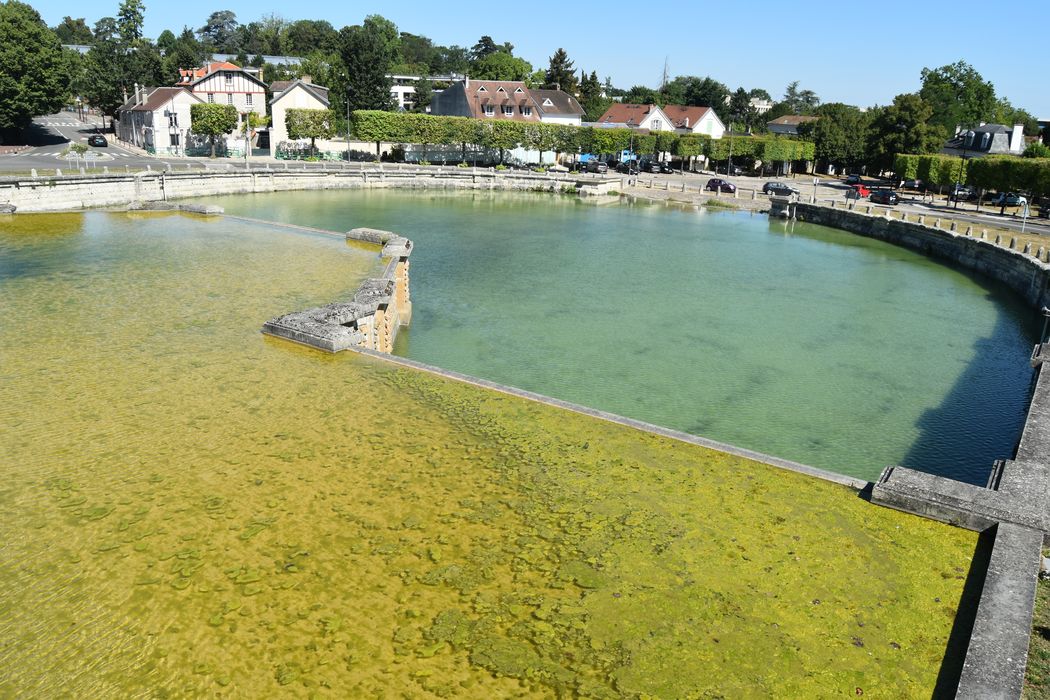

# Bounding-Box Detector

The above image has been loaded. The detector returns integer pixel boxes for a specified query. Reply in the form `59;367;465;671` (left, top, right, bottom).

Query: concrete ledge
956;523;1042;700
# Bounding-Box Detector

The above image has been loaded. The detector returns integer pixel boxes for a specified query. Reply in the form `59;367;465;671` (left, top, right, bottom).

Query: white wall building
269;78;331;157
115;86;203;156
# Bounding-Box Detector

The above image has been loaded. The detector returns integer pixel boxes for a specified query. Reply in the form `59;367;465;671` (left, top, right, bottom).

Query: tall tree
470;35;501;62
729;87;756;129
339;22;395;110
991;97;1039;135
411;78;432;113
782;81;819;114
866;93;945;171
197;10;238;52
0;0;67;138
432;45;469;75
162;27;206;82
52;16;93;44
578;71;609;122
919;61;996;132
155;29;176;53
116;0;144;44
285;20;339;56
544;48;577;93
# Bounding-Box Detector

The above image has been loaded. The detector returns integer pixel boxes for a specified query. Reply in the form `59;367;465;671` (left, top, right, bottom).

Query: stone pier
262;227;412;353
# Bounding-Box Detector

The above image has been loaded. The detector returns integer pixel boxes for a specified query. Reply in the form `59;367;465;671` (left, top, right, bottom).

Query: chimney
685;117;689;128
301;75;312;84
464;76;469;90
1011;123;1024;153
133;83;141;104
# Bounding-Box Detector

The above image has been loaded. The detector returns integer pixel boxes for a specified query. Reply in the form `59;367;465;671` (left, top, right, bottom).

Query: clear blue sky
32;0;1049;118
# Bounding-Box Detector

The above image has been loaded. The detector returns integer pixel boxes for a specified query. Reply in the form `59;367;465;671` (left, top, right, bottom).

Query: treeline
350;110;814;165
894;153;1050;199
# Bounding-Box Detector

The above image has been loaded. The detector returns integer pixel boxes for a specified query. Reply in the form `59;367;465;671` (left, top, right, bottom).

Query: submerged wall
793;203;1050;310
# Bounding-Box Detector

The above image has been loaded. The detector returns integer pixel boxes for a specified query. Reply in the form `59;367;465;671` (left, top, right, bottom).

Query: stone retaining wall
0;167;591;213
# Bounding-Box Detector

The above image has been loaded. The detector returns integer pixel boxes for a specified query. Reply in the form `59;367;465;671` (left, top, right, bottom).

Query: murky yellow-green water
1;212;975;697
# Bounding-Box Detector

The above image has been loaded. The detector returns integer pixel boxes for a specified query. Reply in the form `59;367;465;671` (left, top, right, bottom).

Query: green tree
0;1;67;138
782;80;819;114
116;0;144;43
156;29;176;52
190;102;238;157
579;70;610;122
624;85;660;105
470;52;532;81
470;35;506;62
162;28;206;82
433;45;469;75
729;87;756;130
1023;142;1050;159
661;75;729;108
284;20;339;56
53;16;93;44
748;87;771;102
340;19;398;111
866;93;945;172
919;60;996;132
800;103;871;170
544;48;577;93
991;97;1039;135
197;10;238;52
285;107;332;154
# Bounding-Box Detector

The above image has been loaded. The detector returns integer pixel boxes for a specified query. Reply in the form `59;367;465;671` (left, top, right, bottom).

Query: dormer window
522;106;532;116
981;132;991;149
484;105;494;117
542;98;553;106
514;87;524;93
497;86;506;93
477;86;487;92
502;105;514;116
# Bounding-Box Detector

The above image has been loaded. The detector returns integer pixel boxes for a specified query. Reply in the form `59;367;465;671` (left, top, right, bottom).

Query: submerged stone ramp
262;227;412;353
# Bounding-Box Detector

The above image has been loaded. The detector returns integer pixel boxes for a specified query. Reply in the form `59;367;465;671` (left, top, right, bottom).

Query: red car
845;184;871;199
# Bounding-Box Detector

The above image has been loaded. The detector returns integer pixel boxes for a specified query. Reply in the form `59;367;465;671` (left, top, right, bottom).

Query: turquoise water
212;190;1037;482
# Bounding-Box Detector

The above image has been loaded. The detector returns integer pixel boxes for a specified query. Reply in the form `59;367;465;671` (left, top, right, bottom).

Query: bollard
103;166;109;175
664;180;669;191
733;188;738;199
56;168;62;176
1010;237;1016;249
1039;246;1045;259
79;167;85;175
949;221;956;231
30;168;37;178
146;165;151;172
981;229;987;239
751;189;756;200
995;234;1002;244
681;181;686;192
965;226;972;236
125;165;129;174
1024;243;1032;254
934;218;941;228
918;215;925;225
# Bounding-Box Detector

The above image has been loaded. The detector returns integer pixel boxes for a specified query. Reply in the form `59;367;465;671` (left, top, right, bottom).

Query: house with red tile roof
594;103;676;132
662;105;726;139
175;61;267;132
114;85;203;156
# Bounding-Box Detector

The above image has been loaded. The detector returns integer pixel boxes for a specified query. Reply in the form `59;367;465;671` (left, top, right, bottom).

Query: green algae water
1;211;976;696
212;189;1037;483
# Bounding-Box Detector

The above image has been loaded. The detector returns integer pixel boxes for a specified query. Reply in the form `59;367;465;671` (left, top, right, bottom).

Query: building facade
115;86;203;156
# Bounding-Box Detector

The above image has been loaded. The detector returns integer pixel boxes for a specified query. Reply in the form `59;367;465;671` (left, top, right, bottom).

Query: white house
529;89;584;126
115;86;203;156
593;103;675;132
176;61;267;134
268;78;331;157
663;105;726;139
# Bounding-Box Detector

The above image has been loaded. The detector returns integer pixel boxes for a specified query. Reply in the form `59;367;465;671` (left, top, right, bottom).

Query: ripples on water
0;211;977;696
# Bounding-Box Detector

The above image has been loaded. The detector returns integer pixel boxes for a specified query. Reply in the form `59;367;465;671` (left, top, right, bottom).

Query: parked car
585;160;608;174
616;161;639;175
641;161;663;174
869;190;900;205
903;179;925;191
949;184;977;201
706;178;736;193
720;164;743;176
845;184;871;199
762;181;799;196
87;134;108;147
657;162;675;174
845;174;862;185
989;192;1028;207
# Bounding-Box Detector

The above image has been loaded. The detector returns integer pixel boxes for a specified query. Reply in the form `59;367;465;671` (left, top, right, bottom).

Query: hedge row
894;153;1050;196
350;110;814;162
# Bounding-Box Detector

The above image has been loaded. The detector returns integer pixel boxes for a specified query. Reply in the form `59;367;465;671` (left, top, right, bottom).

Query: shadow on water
931;525;997;699
901;293;1038;485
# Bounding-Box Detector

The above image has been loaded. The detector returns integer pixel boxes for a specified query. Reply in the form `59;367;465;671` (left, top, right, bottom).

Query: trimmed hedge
895;153;1050;197
350;110;814;164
